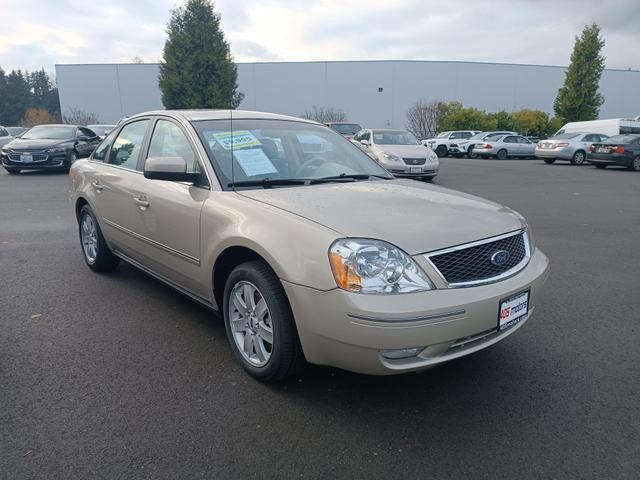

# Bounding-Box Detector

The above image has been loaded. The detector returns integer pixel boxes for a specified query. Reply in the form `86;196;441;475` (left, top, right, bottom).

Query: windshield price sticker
233;148;278;176
211;131;262;151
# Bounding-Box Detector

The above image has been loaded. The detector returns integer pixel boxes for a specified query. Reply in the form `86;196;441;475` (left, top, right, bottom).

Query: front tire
435;145;448;157
543;158;556;164
223;260;306;382
629;156;640;171
467;145;478;158
496;149;508;160
78;205;119;272
570;150;586;165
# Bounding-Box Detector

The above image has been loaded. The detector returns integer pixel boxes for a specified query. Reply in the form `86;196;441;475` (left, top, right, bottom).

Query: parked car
458;131;519;158
587;134;640;171
555;117;640;137
68;109;548;381
421;131;481;157
0;126;13;148
535;132;609;165
6;126;28;137
87;124;116;140
354;128;439;181
472;134;536;160
1;124;101;174
325;122;362;140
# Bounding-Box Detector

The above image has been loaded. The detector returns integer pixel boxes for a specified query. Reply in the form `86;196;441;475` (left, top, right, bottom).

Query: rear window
330;123;361;135
605;134;640;144
552;133;580;139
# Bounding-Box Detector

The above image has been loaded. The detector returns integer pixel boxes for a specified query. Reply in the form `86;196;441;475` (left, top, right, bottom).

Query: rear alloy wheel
467;145;478;158
496;149;508;160
223;260;306;381
629;156;640;171
543;158;556;164
435;145;448;157
571;150;586;165
78;205;120;272
5;167;20;174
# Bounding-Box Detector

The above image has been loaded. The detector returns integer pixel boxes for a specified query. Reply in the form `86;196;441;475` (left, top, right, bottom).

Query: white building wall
56;61;640;127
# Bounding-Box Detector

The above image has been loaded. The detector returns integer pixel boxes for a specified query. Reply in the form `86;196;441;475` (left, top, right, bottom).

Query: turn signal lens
484;143;492;148
615;146;625;153
329;252;362;291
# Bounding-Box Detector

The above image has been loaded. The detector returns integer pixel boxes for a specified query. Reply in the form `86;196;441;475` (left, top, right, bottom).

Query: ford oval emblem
490;249;510;267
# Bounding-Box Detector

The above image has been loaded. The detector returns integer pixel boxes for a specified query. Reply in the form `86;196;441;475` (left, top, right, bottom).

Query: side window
503;136;516;143
517;136;531;143
450;132;461;139
147;119;199;173
353;131;361;142
0;128;8;137
598;135;609;142
108;120;149;170
78;127;94;139
460;132;473;139
583;134;595;142
92;130;118;162
361;131;371;142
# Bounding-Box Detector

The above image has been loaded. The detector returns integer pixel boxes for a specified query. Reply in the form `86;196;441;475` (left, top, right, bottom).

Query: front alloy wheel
77;205;119;272
571;150;586;165
228;281;274;367
630;156;640;171
80;214;98;263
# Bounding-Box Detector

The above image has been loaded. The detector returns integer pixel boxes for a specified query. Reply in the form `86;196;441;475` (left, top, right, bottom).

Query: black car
1;124;100;174
587;134;640;171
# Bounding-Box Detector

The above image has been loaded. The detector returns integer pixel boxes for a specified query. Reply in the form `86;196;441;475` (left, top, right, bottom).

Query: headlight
328;239;433;294
45;147;66;154
382;153;400;162
1;148;10;155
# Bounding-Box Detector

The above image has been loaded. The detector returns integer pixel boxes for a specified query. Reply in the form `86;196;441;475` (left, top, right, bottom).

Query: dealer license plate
20;154;33;162
498;289;530;331
596;147;610;154
409;167;421;173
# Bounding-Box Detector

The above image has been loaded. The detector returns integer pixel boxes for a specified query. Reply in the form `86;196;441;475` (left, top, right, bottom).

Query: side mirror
77;135;89;142
143;156;199;182
360;139;370;146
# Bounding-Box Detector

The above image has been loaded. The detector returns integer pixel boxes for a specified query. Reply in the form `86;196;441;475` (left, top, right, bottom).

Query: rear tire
435;145;448;157
467;145;478;158
78;205;119;272
629;156;640;171
543;158;556;164
496;149;508;160
570;150;586;165
223;260;306;382
5;167;20;174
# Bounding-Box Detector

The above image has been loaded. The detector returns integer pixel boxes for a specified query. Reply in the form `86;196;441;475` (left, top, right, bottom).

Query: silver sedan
471;134;536;159
535;132;609;165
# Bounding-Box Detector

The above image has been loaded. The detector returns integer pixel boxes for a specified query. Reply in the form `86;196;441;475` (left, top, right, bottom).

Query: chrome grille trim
424;229;531;288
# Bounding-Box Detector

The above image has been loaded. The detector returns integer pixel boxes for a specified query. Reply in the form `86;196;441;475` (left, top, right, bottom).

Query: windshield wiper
228;178;308;189
309;173;392;184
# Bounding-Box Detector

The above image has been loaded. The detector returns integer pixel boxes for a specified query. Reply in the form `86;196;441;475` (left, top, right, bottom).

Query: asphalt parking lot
2;159;639;479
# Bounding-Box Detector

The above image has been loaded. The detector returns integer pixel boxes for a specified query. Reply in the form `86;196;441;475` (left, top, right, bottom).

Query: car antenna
230;106;235;191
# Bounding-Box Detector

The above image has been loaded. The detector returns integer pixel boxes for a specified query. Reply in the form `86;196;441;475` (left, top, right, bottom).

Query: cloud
0;0;638;74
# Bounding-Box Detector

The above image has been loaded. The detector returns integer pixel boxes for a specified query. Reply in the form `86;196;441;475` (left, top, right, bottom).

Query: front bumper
448;144;468;155
389;167;438;178
535;147;573;160
283;248;549;375
2;152;69;169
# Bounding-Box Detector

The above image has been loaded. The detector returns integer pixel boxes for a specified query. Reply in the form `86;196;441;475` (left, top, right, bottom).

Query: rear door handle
133;196;150;209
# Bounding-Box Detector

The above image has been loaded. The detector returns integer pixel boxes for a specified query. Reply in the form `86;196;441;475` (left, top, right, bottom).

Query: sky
0;0;639;75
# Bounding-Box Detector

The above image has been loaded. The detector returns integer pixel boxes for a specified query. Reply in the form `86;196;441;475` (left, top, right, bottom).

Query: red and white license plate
498;289;530;331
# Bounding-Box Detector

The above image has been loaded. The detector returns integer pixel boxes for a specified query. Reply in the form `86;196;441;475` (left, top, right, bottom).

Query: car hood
5;138;70;150
240;180;526;254
376;144;432;158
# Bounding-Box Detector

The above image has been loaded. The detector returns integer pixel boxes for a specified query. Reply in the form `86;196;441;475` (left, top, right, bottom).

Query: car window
450;132;461;139
503;136;517;143
108;120;149;171
148;119;200;174
460;132;473;139
361;131;371;142
0;128;8;137
92;130;118;162
517;136;531;144
78;127;95;139
598;135;609;142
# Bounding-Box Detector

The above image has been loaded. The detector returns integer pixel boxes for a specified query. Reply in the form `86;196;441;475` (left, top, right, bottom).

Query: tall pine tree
2;70;31;125
554;23;606;122
159;0;243;109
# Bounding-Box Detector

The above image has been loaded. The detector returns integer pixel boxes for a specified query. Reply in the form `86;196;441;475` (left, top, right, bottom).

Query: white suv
421;131;481;157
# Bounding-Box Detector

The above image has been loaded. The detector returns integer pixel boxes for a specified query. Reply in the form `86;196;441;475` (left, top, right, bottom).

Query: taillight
615;146;625;154
588;145;594;152
555;142;569;147
484;143;493;149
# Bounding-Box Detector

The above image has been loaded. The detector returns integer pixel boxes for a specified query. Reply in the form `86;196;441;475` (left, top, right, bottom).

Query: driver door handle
133;196;150;209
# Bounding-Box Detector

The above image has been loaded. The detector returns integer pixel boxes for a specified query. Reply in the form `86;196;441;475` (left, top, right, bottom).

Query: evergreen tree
2;70;31;125
554;23;606;122
28;69;61;118
159;0;243;109
0;67;7;125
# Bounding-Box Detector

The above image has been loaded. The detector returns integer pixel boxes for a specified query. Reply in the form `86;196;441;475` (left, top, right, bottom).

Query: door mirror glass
143;156;199;182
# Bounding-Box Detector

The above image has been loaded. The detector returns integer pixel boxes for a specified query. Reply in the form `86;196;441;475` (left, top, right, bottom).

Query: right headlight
382;153;400;162
328;238;433;294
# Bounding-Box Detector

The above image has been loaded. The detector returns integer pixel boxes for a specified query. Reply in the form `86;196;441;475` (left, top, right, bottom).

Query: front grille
9;153;48;162
427;231;529;286
402;157;426;165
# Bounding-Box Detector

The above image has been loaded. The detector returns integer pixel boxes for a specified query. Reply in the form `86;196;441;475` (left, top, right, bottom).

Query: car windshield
6;127;26;136
330;123;361;135
437;131;451;138
372;130;419;145
552;133;580;139
88;125;114;136
605;134;639;144
22;126;75;140
193;119;392;189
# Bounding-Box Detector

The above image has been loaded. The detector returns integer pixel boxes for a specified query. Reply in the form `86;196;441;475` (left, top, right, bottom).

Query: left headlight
382;153;400;162
45;147;66;154
329;238;434;294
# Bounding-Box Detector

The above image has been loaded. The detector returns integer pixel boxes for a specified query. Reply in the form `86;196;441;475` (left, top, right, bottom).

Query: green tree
554;23;605;122
159;0;243;109
489;110;515;131
2;70;31;125
28;69;61;118
438;101;496;131
511;109;550;137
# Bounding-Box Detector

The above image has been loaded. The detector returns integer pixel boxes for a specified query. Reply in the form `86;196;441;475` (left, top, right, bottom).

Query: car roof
129;109;321;125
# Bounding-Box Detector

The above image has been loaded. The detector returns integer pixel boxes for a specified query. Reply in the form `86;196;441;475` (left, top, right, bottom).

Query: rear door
516;136;535;156
503;136;519;155
131;117;210;296
90;118;152;262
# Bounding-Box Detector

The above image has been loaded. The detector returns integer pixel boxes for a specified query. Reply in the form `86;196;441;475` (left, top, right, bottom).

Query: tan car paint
70;110;549;375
